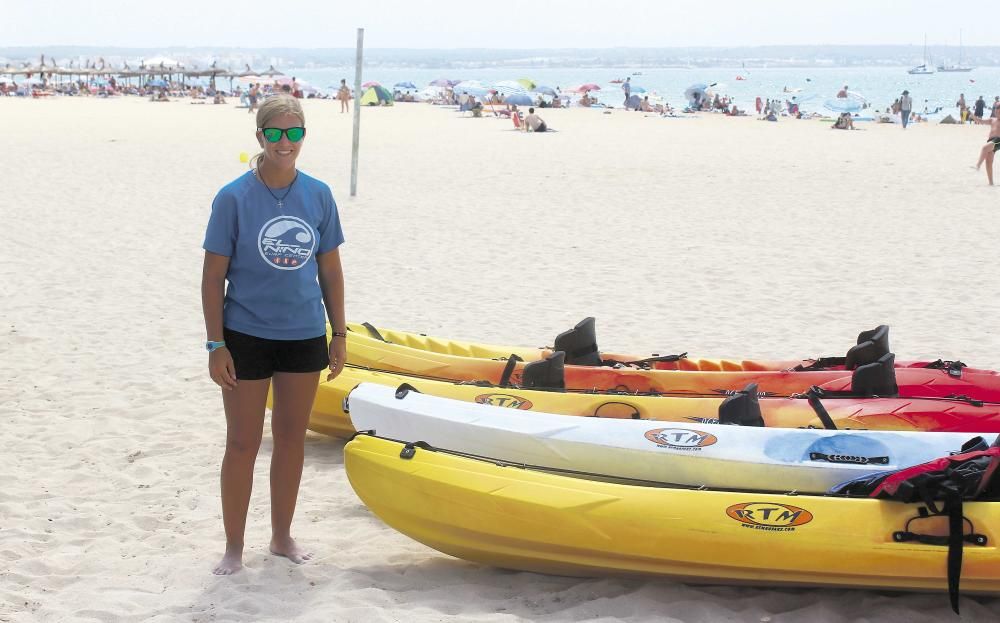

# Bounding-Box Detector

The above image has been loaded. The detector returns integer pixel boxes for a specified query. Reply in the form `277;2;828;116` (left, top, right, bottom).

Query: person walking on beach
202;94;347;575
622;77;631;105
957;93;968;122
247;83;259;115
974;115;1000;185
974;96;986;121
337;79;350;113
900;90;913;129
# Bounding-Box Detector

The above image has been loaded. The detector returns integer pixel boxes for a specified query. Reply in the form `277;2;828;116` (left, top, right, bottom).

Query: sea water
286;65;1000;113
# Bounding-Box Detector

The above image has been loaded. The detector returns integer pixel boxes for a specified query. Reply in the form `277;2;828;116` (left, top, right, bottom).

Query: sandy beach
2;96;999;622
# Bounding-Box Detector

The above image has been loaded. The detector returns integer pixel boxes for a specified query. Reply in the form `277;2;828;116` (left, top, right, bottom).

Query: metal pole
350;28;364;197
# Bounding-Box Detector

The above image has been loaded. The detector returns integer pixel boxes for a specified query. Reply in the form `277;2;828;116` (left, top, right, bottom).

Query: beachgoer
974;96;986;120
524;107;548;132
755;96;762;114
247;84;259;114
958;93;968;121
291;76;302;99
975;115;1000;185
900;90;913;129
832;113;855;130
580;91;592;107
337;79;350;113
837;85;849;98
622;77;631;105
992;97;1000;119
202;94;346;575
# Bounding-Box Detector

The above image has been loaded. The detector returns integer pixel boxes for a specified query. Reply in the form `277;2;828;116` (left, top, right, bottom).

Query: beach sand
2;96;999;622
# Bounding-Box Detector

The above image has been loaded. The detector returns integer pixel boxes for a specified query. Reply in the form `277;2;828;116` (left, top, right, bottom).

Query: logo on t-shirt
258;216;316;270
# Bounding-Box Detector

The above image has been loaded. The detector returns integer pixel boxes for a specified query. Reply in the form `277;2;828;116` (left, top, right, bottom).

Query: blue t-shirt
203;170;345;340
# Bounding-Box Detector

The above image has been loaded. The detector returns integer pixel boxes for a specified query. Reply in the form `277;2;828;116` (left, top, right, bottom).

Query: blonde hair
249;95;306;169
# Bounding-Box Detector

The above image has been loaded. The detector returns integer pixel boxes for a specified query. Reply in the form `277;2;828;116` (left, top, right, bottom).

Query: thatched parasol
259;65;284;78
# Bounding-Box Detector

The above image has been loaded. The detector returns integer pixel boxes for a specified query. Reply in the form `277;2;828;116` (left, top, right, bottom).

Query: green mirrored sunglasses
259;126;306;143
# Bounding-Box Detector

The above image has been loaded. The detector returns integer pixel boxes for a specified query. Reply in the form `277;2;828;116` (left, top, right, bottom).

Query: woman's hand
209;348;238;390
328;336;347;381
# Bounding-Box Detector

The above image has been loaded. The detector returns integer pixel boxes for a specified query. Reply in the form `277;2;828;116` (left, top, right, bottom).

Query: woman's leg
268;371;321;563
213;378;271;575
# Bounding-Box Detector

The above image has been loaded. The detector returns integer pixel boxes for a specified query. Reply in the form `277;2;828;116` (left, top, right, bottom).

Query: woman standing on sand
201;94;347;575
338;79;350;113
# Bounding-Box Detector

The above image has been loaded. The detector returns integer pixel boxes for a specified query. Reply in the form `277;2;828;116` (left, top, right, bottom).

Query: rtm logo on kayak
726;503;814;532
475;394;533;410
644;428;717;451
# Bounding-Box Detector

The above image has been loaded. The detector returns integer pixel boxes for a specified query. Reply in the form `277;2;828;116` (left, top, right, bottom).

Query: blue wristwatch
206;340;226;352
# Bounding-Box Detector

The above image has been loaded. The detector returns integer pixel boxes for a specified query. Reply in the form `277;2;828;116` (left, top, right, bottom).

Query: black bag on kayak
831;437;1000;614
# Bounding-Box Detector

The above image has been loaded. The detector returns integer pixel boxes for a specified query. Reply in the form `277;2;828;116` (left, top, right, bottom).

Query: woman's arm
202;251;237;390
317;248;347;380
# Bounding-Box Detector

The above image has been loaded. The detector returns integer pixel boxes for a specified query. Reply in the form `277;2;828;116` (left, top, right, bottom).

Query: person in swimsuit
337;79;350;113
975;115;1000;185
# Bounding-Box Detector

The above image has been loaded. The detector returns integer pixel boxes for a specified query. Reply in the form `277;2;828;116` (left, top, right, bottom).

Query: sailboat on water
938;30;974;72
908;34;934;75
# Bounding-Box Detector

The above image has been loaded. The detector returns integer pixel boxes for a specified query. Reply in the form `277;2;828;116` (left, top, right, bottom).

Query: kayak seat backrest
846;326;890;369
718;383;764;426
521;351;566;389
851;352;898;397
856;324;890;349
553;317;602;366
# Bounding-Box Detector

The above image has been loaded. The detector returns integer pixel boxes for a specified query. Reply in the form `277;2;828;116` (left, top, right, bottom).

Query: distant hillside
4;45;1000;68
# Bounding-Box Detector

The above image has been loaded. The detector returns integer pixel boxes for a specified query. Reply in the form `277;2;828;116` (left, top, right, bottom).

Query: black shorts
223;328;329;380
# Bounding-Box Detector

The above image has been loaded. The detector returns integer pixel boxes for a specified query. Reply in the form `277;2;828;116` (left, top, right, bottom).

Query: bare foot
212;544;244;575
270;536;313;564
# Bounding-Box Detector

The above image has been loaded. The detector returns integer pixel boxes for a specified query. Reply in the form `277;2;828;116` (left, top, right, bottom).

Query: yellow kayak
300;365;1000;439
345;434;1000;599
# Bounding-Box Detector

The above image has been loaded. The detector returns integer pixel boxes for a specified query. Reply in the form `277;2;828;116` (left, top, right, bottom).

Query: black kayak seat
845;326;890;370
718;383;764;427
851;352;899;397
521;351;566;389
845;326;890;369
553;317;603;366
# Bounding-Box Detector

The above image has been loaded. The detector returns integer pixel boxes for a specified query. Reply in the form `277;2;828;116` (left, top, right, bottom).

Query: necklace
254;168;298;210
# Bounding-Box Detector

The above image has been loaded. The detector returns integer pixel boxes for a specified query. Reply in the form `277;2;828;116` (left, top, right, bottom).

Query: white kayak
347;383;999;494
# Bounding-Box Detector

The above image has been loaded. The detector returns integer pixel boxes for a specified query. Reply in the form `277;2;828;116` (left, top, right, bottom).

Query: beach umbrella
259;65;284;78
630;85;647;93
489;80;529;97
394;81;417;90
532;85;557;96
516;78;536;90
453;80;490;97
684;84;708;105
505;93;533;106
625;94;642;109
362;81;380;88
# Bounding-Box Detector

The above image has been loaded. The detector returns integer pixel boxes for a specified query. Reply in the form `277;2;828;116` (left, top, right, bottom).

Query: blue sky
3;0;996;48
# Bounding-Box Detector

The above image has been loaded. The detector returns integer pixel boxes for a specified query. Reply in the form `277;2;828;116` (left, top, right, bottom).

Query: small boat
909;35;935;74
341;320;1000;401
344;433;1000;609
938;30;974;72
347;382;999;494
